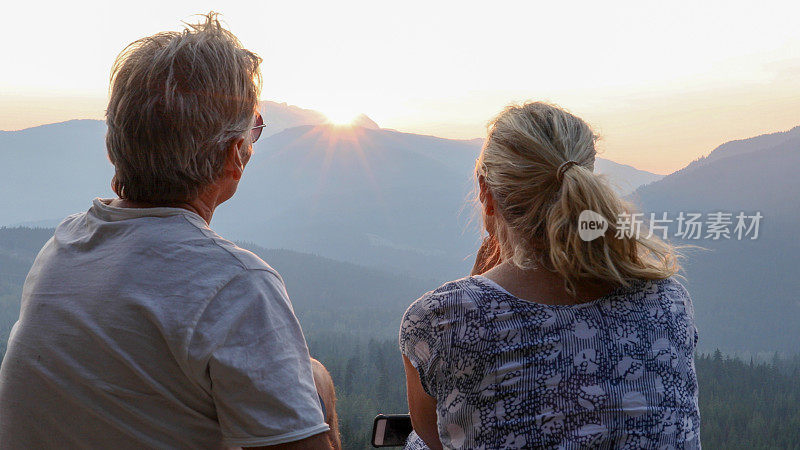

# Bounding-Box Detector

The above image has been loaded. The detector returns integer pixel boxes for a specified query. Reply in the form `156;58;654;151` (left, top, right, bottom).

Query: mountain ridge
644;124;800;184
630;126;800;355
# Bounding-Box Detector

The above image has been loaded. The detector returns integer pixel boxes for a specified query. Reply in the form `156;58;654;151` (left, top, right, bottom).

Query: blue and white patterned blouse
399;275;700;449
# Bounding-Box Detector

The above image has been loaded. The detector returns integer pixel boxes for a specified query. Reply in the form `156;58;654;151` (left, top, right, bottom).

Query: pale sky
2;0;799;173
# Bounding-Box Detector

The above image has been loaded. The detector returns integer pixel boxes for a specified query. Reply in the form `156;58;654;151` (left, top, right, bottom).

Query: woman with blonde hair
400;102;700;449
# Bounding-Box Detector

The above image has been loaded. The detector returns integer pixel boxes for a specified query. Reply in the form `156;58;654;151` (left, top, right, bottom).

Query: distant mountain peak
256;100;382;135
258;100;328;137
351;114;379;129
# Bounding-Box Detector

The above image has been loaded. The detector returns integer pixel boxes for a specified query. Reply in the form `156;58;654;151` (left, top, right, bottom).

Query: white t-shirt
0;198;329;449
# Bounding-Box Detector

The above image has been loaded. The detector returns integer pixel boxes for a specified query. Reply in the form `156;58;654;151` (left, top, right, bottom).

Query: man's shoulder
204;233;277;274
59;206;281;281
176;218;278;276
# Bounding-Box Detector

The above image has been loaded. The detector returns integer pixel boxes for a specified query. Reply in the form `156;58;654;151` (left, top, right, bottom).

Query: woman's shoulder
662;276;691;297
399;276;489;341
635;276;693;307
400;275;692;330
402;276;484;319
607;277;696;331
610;276;690;301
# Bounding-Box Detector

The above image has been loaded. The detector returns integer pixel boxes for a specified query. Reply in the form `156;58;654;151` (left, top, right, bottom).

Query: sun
324;108;360;126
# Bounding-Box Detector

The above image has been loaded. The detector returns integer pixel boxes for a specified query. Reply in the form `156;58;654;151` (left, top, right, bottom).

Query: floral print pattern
399;276;700;449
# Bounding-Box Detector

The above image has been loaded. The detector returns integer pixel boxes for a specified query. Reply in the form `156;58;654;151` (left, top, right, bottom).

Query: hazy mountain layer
594;158;663;194
0;116;660;277
0;120;115;226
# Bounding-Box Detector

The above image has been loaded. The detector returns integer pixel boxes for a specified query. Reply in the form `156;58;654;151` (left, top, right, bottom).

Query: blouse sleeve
399;293;441;399
677;279;700;347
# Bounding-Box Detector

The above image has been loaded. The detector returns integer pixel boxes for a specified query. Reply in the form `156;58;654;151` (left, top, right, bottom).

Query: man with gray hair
0;13;340;449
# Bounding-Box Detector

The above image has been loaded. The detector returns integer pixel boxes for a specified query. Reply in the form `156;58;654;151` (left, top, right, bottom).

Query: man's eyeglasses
251;112;266;143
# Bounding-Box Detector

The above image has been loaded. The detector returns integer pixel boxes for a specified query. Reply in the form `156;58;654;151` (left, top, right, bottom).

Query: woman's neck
480;260;616;306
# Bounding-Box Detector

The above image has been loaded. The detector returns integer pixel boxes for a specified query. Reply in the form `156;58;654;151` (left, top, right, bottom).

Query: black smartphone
372;414;413;447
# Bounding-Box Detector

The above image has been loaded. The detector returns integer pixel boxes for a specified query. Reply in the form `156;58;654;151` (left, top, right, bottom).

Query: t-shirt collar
90;197;207;227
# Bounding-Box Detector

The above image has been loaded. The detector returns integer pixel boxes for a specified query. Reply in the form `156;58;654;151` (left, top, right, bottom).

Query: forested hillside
695;352;800;449
239;243;436;341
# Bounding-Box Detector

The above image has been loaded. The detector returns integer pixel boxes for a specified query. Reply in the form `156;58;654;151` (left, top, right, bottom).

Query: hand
471;235;502;276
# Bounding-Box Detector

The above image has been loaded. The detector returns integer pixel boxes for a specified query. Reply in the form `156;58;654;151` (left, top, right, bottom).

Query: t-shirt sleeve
399;293;440;398
189;269;329;447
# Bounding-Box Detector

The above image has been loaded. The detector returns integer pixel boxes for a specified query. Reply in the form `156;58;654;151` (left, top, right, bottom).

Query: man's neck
108;196;216;225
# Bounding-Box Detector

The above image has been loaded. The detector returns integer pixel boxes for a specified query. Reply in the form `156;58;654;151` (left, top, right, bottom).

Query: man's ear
225;138;246;181
478;175;495;216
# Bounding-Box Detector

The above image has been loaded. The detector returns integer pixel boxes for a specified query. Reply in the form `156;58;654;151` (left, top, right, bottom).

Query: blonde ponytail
478;102;679;296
